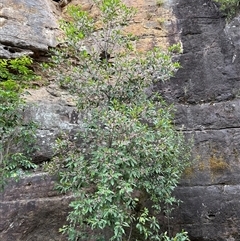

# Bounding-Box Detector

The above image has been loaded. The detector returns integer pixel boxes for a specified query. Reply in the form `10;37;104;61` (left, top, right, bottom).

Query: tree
48;0;191;240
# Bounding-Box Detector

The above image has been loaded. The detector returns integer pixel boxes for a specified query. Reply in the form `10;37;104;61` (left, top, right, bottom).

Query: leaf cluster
0;56;38;86
214;0;240;20
0;56;38;190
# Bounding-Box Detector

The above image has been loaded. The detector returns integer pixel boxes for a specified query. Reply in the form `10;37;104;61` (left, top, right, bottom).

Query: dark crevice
0;15;8;20
190;17;223;20
44;26;58;31
31;156;51;165
180;125;240;133
3;46;23;53
177;182;237;188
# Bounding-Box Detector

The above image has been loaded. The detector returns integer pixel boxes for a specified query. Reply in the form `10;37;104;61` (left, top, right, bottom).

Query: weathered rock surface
172;185;240;241
0;173;72;241
1;91;78;240
162;1;240;240
2;0;240;240
0;0;60;58
159;0;237;105
22;100;80;163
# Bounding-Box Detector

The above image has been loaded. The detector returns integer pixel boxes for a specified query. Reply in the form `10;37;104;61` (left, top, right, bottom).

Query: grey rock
160;0;240;240
22;101;81;163
171;185;240;241
0;0;59;58
159;0;238;105
0;173;72;241
1;100;78;240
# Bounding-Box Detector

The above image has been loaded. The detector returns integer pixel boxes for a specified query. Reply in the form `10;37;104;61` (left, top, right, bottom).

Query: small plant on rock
214;0;240;20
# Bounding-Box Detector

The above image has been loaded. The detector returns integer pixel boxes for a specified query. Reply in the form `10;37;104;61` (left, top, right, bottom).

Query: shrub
0;56;38;189
48;0;191;240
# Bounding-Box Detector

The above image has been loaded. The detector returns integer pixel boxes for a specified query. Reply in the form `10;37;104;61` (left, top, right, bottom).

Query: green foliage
0;56;38;190
162;231;190;241
48;0;191;240
214;0;240;20
0;56;38;86
168;43;183;54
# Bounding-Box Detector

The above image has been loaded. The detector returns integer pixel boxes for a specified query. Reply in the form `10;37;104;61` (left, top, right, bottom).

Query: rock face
0;173;71;241
22;97;80;163
162;0;240;240
0;0;60;58
2;0;240;240
159;0;238;105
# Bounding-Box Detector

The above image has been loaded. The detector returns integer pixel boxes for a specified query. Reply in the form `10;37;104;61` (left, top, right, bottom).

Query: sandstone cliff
1;0;240;240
